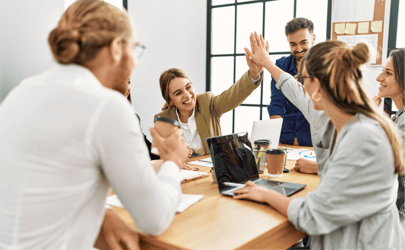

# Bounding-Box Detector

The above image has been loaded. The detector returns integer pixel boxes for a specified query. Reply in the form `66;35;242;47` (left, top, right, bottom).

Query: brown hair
159;68;191;110
285;17;314;36
48;0;132;65
390;48;405;105
303;40;404;175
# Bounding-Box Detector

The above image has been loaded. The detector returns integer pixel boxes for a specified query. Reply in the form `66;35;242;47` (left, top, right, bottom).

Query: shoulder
155;107;177;120
339;114;388;152
275;55;294;67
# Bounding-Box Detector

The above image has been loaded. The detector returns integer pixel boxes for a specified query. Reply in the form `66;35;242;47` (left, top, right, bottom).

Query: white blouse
176;108;204;155
0;64;181;248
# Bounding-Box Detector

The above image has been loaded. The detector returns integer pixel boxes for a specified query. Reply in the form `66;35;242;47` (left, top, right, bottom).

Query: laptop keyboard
254;179;281;189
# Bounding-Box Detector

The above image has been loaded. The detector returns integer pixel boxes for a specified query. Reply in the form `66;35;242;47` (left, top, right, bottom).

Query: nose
376;72;384;82
297;44;303;52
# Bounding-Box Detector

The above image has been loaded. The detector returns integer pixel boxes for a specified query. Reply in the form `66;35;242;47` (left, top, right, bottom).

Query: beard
293;49;308;62
112;52;132;97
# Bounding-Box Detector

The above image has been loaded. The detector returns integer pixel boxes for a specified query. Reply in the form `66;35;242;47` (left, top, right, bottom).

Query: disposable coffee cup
253;139;271;173
154;116;180;137
253;139;271;150
152;116;181;154
266;148;286;178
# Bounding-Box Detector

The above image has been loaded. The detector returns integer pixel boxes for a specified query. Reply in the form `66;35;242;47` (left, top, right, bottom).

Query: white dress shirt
0;64;181;248
176;108;204;155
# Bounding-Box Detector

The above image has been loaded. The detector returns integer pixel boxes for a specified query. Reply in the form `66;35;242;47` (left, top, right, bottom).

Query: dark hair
304;40;404;175
285;17;314;36
389;48;405;104
159;68;191;110
48;0;132;65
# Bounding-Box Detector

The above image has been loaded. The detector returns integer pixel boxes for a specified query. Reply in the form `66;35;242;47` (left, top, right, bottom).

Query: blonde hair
304;40;404;175
159;68;191;110
48;0;132;65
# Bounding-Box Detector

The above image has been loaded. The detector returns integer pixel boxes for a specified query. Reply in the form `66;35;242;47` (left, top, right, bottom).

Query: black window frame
206;0;333;133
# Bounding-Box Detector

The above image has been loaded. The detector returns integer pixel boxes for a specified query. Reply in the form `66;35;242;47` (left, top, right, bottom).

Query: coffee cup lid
154;116;180;127
254;139;271;145
266;148;285;155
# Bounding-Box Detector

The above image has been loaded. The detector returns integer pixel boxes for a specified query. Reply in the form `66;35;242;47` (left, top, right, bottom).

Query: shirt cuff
248;71;263;85
158;161;181;182
276;72;294;90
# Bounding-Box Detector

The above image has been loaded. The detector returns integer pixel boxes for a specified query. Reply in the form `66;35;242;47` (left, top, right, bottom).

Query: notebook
250;118;283;149
180;169;208;183
206;132;306;197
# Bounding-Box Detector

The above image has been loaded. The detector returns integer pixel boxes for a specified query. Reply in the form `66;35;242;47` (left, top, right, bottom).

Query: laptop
207;132;306;197
251;118;283;149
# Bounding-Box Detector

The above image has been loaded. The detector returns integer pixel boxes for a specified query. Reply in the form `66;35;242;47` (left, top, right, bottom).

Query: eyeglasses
135;44;146;59
294;75;312;84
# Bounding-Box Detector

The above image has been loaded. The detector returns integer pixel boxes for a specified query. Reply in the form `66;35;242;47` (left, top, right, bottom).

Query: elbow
137;208;176;236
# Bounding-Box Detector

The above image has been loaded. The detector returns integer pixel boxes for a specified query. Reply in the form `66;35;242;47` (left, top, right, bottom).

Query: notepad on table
180;169;208;183
106;194;203;213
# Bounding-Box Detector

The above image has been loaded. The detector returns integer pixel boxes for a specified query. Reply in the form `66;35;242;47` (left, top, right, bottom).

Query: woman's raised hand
244;32;271;69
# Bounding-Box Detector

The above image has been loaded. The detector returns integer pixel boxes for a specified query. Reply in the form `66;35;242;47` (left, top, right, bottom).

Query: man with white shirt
0;0;189;249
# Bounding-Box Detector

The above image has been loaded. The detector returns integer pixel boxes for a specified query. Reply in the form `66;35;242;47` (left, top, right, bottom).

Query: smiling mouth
183;98;193;104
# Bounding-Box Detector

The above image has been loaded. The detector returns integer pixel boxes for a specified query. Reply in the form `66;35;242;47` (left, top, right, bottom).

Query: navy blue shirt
267;54;312;146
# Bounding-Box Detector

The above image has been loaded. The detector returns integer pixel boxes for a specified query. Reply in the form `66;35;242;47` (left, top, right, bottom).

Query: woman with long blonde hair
234;33;404;248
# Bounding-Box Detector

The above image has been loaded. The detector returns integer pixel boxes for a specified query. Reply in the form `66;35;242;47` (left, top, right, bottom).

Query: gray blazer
277;73;404;249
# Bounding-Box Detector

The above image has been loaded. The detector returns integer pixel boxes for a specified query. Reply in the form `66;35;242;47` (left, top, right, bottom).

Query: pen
223;182;246;188
255;146;265;163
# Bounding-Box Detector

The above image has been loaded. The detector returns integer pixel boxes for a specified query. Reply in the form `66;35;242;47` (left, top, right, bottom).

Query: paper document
180;169;209;182
106;194;203;213
333;0;375;22
287;149;316;162
187;159;213;168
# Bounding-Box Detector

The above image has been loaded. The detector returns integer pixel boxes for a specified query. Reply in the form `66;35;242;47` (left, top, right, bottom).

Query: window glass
212;6;235;54
397;0;404;48
234;106;260;134
265;0;294;53
296;0;328;43
212;0;235;6
236;3;263;53
237;0;256;2
220;110;234;135
211;57;234;95
263;54;286;106
235;56;261;104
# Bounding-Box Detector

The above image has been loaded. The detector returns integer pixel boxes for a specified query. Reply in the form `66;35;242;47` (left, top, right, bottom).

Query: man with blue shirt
268;18;315;147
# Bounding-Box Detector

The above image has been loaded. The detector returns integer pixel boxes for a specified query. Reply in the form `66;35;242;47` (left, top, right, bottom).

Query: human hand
233;181;270;203
181;163;199;171
187;146;193;157
245;32;269;79
244;32;271;71
94;209;140;250
372;95;382;107
294;158;318;174
150;127;189;169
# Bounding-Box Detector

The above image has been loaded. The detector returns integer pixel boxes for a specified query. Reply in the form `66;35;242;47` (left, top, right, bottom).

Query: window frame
206;0;333;133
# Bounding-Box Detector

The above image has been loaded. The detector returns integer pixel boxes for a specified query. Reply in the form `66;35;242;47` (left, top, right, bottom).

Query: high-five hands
245;32;269;79
244;32;271;69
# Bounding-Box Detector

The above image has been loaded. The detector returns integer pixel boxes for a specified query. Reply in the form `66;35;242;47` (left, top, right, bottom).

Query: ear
311;34;316;44
108;37;123;63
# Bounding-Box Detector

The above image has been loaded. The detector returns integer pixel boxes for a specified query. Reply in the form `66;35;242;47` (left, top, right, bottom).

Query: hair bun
352;43;370;65
48;27;81;64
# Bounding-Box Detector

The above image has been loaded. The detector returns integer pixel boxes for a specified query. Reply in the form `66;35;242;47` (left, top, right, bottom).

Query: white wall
127;1;207;139
0;0;64;102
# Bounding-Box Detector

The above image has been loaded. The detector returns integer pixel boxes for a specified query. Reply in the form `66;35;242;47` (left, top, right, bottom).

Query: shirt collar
176;108;196;125
52;63;103;89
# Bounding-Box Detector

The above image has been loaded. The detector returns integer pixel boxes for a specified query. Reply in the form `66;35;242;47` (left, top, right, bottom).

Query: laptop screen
207;132;259;192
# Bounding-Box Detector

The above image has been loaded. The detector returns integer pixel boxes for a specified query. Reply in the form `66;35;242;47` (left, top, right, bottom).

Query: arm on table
294;158;318;175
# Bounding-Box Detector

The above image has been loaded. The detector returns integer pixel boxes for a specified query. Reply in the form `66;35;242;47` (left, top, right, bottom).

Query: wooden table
111;144;319;249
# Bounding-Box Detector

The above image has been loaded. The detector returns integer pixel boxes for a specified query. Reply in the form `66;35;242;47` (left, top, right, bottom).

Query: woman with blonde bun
233;32;404;248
